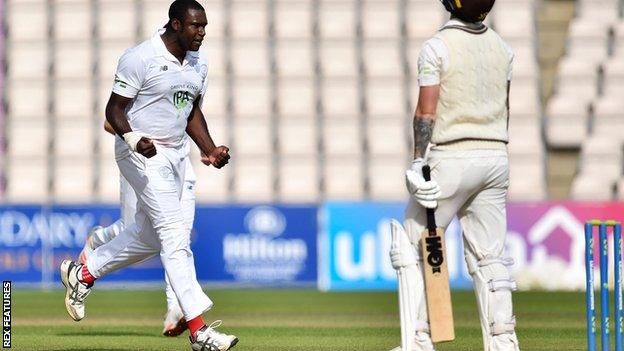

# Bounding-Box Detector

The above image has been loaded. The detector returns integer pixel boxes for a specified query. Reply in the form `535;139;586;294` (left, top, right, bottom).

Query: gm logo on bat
425;235;444;274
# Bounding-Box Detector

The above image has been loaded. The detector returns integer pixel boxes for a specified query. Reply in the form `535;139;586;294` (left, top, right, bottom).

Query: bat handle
422;165;437;231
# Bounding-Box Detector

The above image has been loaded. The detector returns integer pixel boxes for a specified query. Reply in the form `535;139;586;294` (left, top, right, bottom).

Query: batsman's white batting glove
405;159;440;209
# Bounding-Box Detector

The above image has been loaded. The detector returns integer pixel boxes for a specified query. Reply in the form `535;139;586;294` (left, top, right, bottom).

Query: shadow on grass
56;330;156;337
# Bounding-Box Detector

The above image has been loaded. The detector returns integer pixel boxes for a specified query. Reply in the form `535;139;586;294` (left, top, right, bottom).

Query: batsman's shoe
163;305;187;337
190;321;238;351
60;260;92;321
78;226;101;264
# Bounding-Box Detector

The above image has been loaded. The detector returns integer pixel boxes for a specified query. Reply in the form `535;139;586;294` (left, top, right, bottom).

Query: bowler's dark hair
165;0;205;28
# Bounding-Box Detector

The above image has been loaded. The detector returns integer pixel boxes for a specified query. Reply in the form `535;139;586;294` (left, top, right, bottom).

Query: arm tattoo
413;116;434;159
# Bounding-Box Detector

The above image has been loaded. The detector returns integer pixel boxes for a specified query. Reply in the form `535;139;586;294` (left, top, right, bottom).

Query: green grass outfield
11;289;588;350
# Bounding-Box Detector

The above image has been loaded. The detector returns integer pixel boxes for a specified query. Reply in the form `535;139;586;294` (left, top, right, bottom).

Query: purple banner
506;202;624;290
319;201;624;291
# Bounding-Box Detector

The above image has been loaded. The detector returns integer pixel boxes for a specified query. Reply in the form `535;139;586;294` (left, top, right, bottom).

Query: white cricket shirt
112;29;209;152
418;19;514;86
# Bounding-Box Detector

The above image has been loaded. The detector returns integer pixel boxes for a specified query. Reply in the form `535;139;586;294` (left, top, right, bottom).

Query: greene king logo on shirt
171;83;199;110
173;91;192;110
114;75;128;89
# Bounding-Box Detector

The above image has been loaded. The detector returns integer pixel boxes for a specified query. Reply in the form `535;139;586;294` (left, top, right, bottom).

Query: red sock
80;265;96;285
188;316;205;337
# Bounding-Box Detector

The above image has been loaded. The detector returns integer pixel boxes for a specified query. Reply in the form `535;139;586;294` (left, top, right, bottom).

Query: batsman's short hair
166;0;205;27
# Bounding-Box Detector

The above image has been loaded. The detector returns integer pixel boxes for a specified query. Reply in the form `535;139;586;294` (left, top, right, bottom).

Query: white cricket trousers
406;148;510;257
405;148;520;351
86;143;211;321
92;161;196;248
91;160;198;313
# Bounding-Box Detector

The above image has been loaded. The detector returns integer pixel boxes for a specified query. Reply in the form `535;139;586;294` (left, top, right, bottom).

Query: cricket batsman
59;1;238;350
390;0;519;350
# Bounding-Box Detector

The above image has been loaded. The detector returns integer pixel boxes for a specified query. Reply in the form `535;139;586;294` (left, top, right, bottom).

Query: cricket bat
420;165;455;343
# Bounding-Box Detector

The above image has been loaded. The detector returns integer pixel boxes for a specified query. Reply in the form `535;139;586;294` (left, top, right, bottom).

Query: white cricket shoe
163;304;187;337
190;321;238;351
60;260;92;321
78;226;102;265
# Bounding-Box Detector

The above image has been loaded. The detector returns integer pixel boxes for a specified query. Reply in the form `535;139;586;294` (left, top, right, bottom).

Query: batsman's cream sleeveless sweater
432;26;510;150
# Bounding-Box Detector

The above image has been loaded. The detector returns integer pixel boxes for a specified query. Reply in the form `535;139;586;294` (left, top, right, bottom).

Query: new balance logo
161;65;168;71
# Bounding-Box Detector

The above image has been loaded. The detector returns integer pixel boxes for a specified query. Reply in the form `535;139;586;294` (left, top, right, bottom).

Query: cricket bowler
58;1;238;350
390;0;520;350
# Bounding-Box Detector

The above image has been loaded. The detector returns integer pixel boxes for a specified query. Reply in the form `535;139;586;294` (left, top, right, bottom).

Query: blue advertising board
0;205;50;283
319;202;472;291
0;205;125;284
0;204;318;287
193;205;317;285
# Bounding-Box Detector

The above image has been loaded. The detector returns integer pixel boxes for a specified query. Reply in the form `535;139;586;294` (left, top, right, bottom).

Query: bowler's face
179;9;207;52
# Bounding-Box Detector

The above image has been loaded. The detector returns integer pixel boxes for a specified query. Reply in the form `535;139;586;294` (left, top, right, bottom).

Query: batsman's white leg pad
466;254;520;351
490;316;519;351
491;317;516;336
413;320;429;333
388;321;433;351
413;320;435;351
390;220;435;351
389;321;432;351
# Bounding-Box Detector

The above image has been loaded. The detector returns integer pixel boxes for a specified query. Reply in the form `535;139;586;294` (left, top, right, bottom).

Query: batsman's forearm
413;114;435;159
186;111;216;155
105;104;133;136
